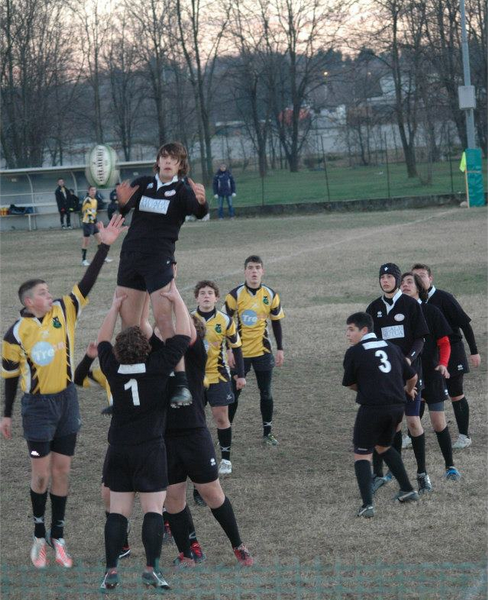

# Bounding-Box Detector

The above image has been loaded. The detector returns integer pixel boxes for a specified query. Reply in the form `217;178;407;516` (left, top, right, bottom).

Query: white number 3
375;350;392;373
124;378;140;406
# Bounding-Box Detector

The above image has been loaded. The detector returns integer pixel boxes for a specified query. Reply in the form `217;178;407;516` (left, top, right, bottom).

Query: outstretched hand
97;214;127;245
188;178;206;205
111;291;127;311
160;280;181;303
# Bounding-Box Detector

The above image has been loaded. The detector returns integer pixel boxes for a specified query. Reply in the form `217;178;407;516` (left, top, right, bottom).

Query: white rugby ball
86;145;118;187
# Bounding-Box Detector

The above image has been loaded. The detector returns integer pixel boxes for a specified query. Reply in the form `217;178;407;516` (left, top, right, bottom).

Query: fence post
320;137;331;202
384;134;391;198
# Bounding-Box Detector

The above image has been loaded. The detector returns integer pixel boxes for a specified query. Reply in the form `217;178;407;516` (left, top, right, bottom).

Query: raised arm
97;293;127;345
160;280;191;338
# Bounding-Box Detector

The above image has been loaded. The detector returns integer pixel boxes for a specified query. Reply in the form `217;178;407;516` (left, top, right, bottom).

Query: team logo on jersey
210;458;216;466
215;323;222;333
241;310;258;327
394;313;405;322
31;341;56;366
263;295;269;305
377;311;382;317
164;190;176;197
52;316;62;328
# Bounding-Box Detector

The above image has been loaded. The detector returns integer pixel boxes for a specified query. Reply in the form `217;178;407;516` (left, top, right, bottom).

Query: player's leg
29;446;51;568
428;403;460;479
448;375;471;448
116;286;147;329
101;492;134;591
352;406;375;515
81;225;91;265
208;382;234;474
150;285;192;406
165;483;195;565
405;389;431;493
255;367;278;445
139;492;171;588
194;479;253;566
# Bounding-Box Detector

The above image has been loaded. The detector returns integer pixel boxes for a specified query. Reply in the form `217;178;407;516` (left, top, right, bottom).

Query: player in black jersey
115;142;208;407
97;282;191;592
343;312;419;518
144;313;254;568
400;273;461;481
412;263;481;449
366;263;432;495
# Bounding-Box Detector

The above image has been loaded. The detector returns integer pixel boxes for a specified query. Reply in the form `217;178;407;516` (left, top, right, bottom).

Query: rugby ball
85;144;119;188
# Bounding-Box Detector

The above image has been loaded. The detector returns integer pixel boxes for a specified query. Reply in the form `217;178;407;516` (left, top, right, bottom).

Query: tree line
1;0;486;182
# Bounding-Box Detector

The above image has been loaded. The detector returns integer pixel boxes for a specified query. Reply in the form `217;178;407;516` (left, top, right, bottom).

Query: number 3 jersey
98;335;190;445
342;333;416;406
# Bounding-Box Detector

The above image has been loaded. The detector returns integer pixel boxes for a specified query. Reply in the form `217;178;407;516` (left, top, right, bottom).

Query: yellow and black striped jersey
82;197;98;223
2;285;88;394
224;284;284;358
192;309;241;384
81;366;113;406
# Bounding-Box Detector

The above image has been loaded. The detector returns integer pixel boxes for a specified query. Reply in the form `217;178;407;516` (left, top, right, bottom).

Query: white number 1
375;350;392;373
124;378;140;406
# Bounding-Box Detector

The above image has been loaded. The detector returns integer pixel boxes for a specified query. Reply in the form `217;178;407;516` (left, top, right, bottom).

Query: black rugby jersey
343;333;416;406
427;286;477;373
98;334;190;445
420;302;452;377
120;175;209;256
164;336;207;433
366;291;429;359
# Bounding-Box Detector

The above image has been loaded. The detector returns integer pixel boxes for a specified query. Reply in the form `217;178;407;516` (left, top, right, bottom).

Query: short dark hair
18;279;46;305
191;314;206;339
401;272;428;302
113;326;151;364
194;280;220;299
346;312;374;332
411;263;432;276
244;255;263;268
154;142;189;178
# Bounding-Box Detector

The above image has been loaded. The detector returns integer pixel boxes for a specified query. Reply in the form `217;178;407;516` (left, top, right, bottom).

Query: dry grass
1;207;487;598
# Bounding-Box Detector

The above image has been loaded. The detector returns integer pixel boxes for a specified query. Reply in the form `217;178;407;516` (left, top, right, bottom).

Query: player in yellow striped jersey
0;215;126;569
81;186;113;267
193;281;246;476
224;256;284;446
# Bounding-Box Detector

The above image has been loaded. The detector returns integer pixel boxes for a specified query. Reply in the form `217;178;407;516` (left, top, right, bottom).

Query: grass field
0;206;487;599
210;160;488;207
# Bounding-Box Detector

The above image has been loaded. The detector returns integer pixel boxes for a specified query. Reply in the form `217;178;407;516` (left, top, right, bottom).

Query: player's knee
32;472;49;492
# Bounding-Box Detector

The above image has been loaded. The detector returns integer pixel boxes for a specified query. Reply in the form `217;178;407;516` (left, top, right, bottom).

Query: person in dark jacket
213;164;236;220
107;189;119;221
55;179;73;229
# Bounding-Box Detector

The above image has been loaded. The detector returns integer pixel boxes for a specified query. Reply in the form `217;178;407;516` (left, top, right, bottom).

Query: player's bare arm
97;293;127;344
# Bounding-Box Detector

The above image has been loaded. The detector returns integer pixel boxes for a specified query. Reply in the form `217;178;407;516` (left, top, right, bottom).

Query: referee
343;312;419;518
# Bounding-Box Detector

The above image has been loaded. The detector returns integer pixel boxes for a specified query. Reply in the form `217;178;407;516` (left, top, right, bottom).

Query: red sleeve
437;336;451;367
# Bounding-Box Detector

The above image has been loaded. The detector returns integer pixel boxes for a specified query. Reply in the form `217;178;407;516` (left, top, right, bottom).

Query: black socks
30;489;48;539
211;497;241;549
354;460;373;507
452;397;470;436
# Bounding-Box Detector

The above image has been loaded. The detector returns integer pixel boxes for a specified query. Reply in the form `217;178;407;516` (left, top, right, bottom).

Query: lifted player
343;312;419;518
1;215;126;569
193;280;246;475
225;256;284;446
411;263;481;449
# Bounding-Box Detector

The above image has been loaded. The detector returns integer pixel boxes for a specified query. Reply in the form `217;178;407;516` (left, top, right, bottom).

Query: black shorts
165;427;218;486
422;372;449;404
353;404;405;454
117;251;174;293
27;433;78;459
21;384;81;443
448;342;469;376
446;374;464;398
205;381;234;407
104;439;168;493
243;353;275;374
83;222;98;237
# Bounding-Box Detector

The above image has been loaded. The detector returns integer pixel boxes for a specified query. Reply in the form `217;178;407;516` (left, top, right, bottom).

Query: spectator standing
55;179;73;229
213;164;236;220
107;189;119;221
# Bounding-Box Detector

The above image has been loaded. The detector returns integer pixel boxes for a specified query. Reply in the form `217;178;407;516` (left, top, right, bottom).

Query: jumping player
0;215;126;569
366;263;431;494
193;280;246;475
343;312;420;517
411;263;481;449
400;273;461;481
97;281;191;592
115;142;208;406
224;256;285;446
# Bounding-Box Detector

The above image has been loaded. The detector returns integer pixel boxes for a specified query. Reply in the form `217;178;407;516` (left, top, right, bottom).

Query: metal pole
320;136;331;202
459;0;476;148
384;134;391;198
447;130;454;194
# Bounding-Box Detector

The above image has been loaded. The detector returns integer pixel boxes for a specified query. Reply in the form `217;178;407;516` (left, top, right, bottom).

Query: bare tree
1;0;75;167
174;0;229;183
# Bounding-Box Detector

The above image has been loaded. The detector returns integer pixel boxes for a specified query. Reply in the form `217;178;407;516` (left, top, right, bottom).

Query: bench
0;204;107;231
